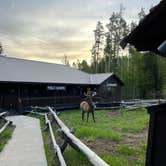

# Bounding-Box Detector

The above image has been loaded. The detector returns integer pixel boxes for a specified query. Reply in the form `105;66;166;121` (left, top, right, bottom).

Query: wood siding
95;76;122;102
0;75;123;110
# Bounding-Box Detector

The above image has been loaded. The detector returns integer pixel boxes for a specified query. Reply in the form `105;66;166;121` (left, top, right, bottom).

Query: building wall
0;83;89;110
0;83;19;109
95;76;122;102
0;76;123;111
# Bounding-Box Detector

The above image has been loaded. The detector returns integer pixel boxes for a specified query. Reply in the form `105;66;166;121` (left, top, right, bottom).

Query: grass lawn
29;108;149;166
0;120;15;153
59;108;149;166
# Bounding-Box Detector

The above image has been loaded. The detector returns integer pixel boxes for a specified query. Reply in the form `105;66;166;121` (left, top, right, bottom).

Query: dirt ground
83;127;148;154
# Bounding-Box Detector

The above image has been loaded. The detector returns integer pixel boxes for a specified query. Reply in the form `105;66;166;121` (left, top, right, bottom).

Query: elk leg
82;111;85;121
92;111;95;122
87;112;89;122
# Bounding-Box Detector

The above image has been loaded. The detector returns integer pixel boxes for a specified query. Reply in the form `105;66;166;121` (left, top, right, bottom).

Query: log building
0;55;124;112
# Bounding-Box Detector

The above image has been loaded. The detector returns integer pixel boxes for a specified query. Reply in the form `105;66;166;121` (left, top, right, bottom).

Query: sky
0;0;161;64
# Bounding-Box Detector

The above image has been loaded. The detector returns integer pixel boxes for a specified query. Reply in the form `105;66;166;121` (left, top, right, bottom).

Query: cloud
0;0;161;64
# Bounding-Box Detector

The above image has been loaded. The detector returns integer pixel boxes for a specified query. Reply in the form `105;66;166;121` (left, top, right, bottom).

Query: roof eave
120;0;166;55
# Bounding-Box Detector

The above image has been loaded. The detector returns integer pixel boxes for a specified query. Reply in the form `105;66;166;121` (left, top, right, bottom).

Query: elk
80;91;96;122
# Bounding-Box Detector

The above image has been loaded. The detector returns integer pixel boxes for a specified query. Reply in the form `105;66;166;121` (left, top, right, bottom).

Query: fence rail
0;112;11;135
0;112;7;118
0;121;10;134
45;113;66;166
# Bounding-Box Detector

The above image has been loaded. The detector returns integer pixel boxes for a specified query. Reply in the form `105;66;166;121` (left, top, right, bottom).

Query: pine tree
91;21;104;73
61;54;70;66
0;42;3;55
138;7;146;22
106;5;129;73
104;33;112;72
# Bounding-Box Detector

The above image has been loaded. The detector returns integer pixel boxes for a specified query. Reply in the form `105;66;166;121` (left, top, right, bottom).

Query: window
106;83;117;87
47;86;56;90
47;86;66;91
105;83;117;97
47;86;66;96
55;86;66;90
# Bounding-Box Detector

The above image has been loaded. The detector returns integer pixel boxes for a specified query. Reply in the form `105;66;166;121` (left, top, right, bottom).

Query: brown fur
80;101;91;112
80;101;95;122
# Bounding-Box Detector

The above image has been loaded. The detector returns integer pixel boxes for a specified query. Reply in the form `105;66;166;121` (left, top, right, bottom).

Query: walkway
0;116;47;166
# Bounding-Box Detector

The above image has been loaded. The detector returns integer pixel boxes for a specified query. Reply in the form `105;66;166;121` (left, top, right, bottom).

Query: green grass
63;147;93;166
100;153;143;166
108;110;149;132
60;108;149;139
28;108;149;166
119;145;139;156
75;126;121;141
59;110;122;141
59;108;149;166
0;123;15;152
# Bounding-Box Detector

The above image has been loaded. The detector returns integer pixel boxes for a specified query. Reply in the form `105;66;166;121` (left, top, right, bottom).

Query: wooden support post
57;128;77;153
44;113;49;131
57;129;69;153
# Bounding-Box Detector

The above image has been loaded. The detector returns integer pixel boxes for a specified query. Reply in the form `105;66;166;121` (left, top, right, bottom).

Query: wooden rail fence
30;106;110;166
48;107;110;166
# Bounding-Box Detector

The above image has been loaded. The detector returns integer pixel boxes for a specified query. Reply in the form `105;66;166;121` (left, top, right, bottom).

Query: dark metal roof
120;0;166;55
0;55;123;85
